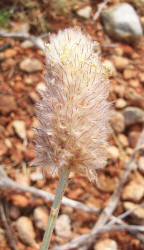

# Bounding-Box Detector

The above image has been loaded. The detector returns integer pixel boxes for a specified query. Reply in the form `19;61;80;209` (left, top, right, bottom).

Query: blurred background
0;0;144;249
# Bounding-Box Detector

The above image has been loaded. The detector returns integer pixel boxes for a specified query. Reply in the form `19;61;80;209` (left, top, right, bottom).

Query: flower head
32;27;111;181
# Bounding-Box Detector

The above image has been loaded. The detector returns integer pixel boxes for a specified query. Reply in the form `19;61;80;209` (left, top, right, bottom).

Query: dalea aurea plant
32;27;111;250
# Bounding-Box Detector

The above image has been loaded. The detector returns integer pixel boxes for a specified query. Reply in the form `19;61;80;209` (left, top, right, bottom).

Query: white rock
107;146;119;161
101;3;143;42
76;6;92;19
12;120;26;140
138;157;144;173
20;58;43;73
36;82;46;93
115;98;127;109
33;206;49;231
94;238;118;250
21;40;34;49
122;180;144;202
55;214;72;238
16;216;38;248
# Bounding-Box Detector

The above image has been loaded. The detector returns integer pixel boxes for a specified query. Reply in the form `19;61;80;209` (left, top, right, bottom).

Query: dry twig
0;199;18;250
0;30;45;51
0;167;100;215
93;0;110;21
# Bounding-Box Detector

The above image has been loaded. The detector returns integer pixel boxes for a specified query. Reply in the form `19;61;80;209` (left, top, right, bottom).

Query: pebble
0;94;17;114
101;3;143;42
128;131;140;148
19;58;43;73
118;133;129;147
11;194;29;208
15;172;30;187
123;201;144;225
94;239;118;250
76;6;92;19
123;69;137;80
138;157;144;173
4;49;17;58
113;85;125;98
124;87;144;109
12;22;30;33
112;55;129;70
123;107;144;126
129;79;140;88
12;120;27;141
33;206;49;231
107;146;119;161
21;40;34;49
16;216;38;248
115;98;127;109
0;228;5;242
36;82;46;93
9;206;21;220
110;111;125;133
0;142;7;156
122;180;144;202
55;214;72;238
139;72;144;83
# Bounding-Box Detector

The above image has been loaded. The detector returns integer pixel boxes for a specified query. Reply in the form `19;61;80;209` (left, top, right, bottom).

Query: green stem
40;166;70;250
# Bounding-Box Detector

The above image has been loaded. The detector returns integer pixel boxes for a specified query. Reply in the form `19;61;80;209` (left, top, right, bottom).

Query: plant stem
40;166;70;250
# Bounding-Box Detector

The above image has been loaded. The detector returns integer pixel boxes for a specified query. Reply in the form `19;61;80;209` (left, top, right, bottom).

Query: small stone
24;149;35;161
123;69;137;80
94;239;118;250
129;79;140;88
124;87;144;108
123;202;144;225
115;98;127;109
9;206;21;220
123;107;144;126
139;72;144;83
128;131;140;148
11;194;29;208
0;228;5;242
19;58;43;73
138;157;144;173
118;134;129;147
96;175;115;193
15;172;30;187
122;180;144;202
107;146;119;161
4;49;17;58
0;142;7;156
36;82;46;93
4;138;12;148
12;120;26;141
76;6;92;19
21;40;34;49
112;55;129;70
101;3;143;42
55;214;72;238
12;22;30;33
0;94;17;114
33;206;49;231
110;111;125;133
16;217;38;248
113;85;125;98
0;52;4;61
